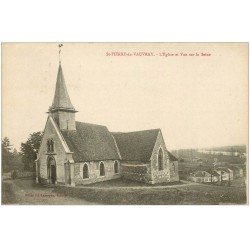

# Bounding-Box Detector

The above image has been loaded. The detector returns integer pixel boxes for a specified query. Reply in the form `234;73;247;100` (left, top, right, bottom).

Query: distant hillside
172;145;246;154
204;145;246;153
171;145;246;165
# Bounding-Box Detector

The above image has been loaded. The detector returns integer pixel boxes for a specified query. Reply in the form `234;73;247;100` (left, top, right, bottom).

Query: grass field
2;178;247;205
2;179;96;205
55;178;247;205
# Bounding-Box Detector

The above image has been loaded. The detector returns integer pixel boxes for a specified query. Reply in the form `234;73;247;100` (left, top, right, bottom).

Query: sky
2;43;248;150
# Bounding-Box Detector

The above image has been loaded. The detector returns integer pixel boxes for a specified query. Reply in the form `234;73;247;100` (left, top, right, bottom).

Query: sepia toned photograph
1;42;248;205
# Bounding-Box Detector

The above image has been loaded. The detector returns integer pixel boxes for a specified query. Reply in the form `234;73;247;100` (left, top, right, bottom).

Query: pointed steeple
49;63;77;131
50;64;76;112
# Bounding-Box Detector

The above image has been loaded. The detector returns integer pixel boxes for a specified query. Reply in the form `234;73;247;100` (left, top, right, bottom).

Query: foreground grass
2;178;247;205
2;179;96;205
84;178;183;187
2;181;18;204
55;179;247;205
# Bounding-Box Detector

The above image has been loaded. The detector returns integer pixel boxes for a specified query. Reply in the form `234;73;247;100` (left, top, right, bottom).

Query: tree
20;132;43;170
2;137;24;172
2;137;12;172
2;137;11;149
11;148;24;171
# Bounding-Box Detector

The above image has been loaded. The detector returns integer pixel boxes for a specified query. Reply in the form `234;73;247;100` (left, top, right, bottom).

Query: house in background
229;165;244;178
188;169;222;183
215;170;230;181
36;62;179;186
206;170;221;182
188;170;212;183
216;167;233;181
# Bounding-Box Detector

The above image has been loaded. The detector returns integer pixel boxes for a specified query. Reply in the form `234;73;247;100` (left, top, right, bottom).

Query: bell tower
48;45;77;130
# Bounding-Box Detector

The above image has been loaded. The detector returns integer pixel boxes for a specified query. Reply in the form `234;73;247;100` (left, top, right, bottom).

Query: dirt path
75;180;199;190
2;179;98;205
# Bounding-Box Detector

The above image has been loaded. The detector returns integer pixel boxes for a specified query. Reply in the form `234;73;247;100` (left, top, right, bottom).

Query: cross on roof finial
58;44;63;64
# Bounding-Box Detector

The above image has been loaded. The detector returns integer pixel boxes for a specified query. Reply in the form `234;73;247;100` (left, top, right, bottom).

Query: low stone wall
3;171;36;180
17;171;36;179
2;172;12;180
121;164;151;183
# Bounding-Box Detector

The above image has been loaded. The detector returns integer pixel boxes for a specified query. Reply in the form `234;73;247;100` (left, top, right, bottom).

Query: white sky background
2;43;248;150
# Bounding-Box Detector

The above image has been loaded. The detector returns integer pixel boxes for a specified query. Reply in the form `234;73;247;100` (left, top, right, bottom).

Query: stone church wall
119;131;179;185
38;118;69;184
37;118;179;186
150;131;171;184
74;160;121;185
51;111;76;131
169;161;179;182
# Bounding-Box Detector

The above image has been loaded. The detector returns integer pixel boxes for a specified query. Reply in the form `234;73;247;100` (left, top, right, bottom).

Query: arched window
114;161;119;174
100;162;105;176
47;139;54;152
83;164;89;179
172;162;176;173
50;140;54;152
158;148;164;171
47;140;50;152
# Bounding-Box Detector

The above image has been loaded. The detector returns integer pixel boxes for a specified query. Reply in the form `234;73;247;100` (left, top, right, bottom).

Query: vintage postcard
1;43;248;205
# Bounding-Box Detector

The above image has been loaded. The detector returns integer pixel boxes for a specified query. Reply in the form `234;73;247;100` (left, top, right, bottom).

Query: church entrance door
50;165;56;184
47;156;57;184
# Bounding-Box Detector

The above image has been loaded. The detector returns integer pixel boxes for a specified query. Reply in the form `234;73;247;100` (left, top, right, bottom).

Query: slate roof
206;170;220;176
228;165;243;171
50;64;76;112
61;122;176;164
112;129;160;163
216;167;232;173
167;150;178;161
192;171;209;177
193;171;205;177
61;122;120;162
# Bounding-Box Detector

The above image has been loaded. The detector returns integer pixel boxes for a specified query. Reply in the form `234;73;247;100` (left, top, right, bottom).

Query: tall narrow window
50;140;54;152
100;162;105;176
47;139;54;152
47;140;50;152
114;161;119;174
158;148;164;171
172;163;175;173
83;164;89;179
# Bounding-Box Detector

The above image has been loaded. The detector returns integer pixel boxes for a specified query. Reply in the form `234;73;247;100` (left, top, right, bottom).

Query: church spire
50;64;76;112
49;45;77;131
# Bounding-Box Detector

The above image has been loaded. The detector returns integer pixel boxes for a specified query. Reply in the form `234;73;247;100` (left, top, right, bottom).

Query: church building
36;62;179;186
